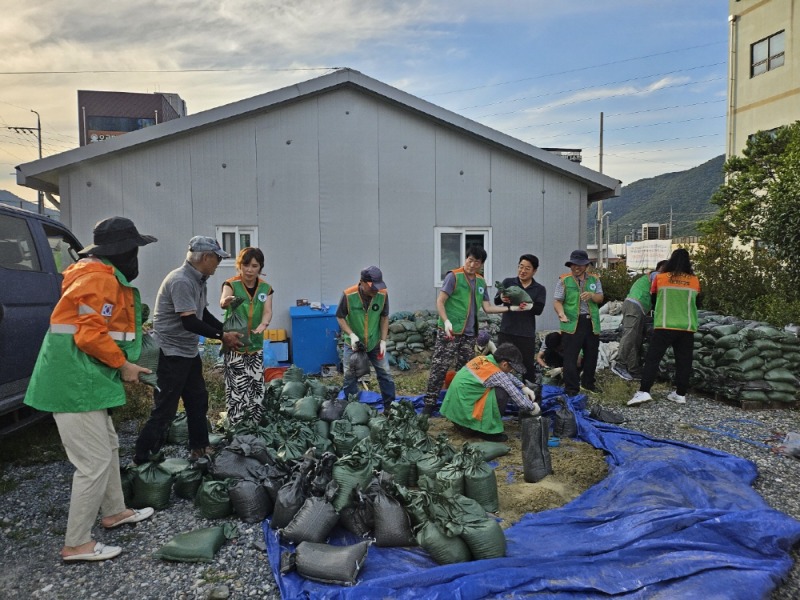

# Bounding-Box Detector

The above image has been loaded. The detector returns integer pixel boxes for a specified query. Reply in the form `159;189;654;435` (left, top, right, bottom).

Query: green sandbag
764;368;798;383
174;467;204;500
223;296;250;347
159;457;191;476
153;524;238;563
131;461;174;510
464;460;499;513
136;333;160;389
460;516;506;560
292;396;322;421
714;333;744;349
195;480;233;519
436;462;466;496
494;281;531;306
416;521;472;565
767;380;797;393
343;400;373;425
166;413;190;444
332;441;376;512
467;441;511;462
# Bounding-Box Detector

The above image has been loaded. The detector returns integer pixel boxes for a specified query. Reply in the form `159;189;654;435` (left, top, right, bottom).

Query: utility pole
597;111;604;268
6;110;44;214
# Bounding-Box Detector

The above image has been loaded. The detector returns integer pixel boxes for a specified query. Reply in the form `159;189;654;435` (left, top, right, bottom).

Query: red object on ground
264;366;289;381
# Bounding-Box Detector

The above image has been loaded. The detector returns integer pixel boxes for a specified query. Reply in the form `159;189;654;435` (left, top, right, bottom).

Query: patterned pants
223;350;265;427
424;330;476;408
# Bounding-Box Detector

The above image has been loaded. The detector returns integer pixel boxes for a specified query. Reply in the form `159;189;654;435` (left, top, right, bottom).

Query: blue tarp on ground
264;386;800;599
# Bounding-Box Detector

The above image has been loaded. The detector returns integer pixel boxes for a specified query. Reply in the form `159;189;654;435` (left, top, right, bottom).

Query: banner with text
626;240;672;271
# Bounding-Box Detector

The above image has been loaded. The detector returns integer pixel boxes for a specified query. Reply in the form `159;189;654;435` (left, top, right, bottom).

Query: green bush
594;265;634;303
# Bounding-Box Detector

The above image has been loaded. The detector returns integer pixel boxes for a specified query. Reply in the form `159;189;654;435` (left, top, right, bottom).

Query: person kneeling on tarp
439;343;539;442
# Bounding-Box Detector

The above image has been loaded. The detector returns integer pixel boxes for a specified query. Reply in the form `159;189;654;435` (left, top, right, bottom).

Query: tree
702;120;800;288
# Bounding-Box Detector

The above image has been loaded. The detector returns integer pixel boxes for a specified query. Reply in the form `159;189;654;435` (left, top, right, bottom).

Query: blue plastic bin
289;306;340;375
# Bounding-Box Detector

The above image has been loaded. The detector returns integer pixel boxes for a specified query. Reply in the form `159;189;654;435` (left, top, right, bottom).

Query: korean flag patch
101;303;114;317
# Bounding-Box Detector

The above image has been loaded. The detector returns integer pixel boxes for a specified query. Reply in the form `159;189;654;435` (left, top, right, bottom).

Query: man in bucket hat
134;236;242;464
552;249;604;396
440;343;540;442
25;216;157;562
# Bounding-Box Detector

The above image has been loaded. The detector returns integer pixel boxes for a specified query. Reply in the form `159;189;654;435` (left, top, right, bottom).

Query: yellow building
727;0;800;156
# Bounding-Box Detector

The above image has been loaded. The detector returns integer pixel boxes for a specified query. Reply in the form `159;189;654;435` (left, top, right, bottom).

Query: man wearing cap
336;266;396;412
440;343;539;442
553;249;604;396
134;236;242;464
422;245;530;416
25;216;157;562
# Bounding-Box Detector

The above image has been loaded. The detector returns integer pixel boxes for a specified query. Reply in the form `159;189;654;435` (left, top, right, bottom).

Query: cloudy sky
1;1;728;206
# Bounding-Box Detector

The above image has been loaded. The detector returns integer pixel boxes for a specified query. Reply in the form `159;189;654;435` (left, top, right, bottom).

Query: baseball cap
493;343;526;374
188;236;230;259
360;265;386;290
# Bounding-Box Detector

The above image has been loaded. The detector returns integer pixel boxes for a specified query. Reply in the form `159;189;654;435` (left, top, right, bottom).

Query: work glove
546;367;563;378
378;340;386;359
521;386;537;404
444;320;454;338
529;402;541;416
349;333;360;351
509;302;532;312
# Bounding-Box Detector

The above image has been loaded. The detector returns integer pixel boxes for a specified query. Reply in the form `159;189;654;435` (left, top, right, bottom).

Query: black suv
0;204;82;436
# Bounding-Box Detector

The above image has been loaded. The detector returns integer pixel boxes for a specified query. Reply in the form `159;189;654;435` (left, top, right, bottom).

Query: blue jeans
341;344;396;407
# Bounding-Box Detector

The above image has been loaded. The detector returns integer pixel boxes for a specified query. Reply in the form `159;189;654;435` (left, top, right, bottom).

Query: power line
0;66;339;76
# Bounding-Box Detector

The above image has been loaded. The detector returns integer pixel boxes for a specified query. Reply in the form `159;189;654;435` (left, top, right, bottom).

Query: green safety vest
224;277;273;353
558;273;601;334
438;268;486;335
341;284;387;352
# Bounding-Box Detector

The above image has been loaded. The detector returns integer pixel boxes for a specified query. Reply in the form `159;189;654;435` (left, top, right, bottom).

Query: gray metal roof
17;68;620;201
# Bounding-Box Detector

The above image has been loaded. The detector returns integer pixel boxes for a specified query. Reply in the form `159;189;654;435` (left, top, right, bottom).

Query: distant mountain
594;155;725;242
0;189;59;217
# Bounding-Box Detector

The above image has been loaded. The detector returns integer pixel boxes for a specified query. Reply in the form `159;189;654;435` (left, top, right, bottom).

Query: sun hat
78;216;156;256
565;249;590;267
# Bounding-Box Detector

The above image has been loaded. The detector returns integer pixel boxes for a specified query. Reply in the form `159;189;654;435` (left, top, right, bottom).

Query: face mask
107;248;139;281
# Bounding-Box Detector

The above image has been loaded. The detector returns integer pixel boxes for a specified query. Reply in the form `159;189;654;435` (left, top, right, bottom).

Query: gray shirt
153;261;208;357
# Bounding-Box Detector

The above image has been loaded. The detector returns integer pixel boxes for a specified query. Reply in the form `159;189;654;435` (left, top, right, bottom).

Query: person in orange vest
24;216;157;562
336;266;396;412
219;247;274;426
422;245;531;416
440;343;539;442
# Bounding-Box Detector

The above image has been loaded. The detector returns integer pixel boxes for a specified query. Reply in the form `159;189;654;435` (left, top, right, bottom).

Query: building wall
727;0;800;156
59;86;591;333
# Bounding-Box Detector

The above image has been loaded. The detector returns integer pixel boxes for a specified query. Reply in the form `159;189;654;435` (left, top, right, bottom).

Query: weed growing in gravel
0;473;18;495
200;568;235;584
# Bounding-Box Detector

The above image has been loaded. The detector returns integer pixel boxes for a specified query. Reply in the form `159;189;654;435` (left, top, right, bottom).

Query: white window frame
215;226;258;263
433;226;492;287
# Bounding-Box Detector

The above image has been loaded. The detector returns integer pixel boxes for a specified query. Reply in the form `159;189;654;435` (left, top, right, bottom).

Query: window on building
433;227;492;286
216;226;258;262
751;31;785;77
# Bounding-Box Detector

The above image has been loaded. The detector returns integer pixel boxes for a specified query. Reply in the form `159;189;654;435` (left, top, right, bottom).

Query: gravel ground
0;395;798;600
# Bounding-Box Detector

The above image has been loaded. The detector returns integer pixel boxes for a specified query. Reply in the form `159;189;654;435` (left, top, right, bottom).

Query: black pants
562;315;599;395
640;329;694;395
134;352;210;463
498;332;538;383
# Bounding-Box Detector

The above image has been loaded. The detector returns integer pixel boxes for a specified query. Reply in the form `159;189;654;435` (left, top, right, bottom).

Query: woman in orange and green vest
553;249;604;396
220;247;273;426
335;266;396;412
440;343;539;442
629;248;700;407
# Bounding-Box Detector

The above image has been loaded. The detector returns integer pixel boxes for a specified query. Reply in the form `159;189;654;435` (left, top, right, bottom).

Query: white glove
529;402;541;416
509;302;533;312
349;332;360;351
546;367;563;378
378;340;386;359
521;386;537;403
444;320;454;338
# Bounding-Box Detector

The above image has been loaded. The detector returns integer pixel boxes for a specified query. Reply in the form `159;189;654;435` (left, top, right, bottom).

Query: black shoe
589;405;625;424
479;431;508;442
421;405;435;416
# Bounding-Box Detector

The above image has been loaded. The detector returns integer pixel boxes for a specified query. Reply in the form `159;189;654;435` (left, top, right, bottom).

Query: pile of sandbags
659;311;799;405
383;310;501;370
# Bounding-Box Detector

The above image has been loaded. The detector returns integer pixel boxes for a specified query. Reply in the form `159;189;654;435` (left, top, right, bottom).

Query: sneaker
667;391;686;404
627;391;652;406
480;431;509;442
611;363;634;381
